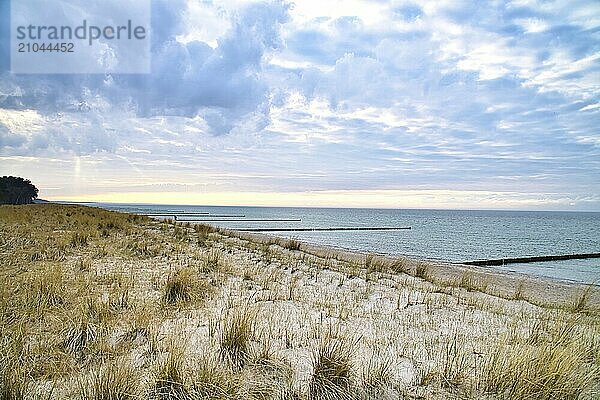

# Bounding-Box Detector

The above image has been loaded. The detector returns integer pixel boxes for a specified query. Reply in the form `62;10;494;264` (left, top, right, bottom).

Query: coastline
1;203;599;399
222;228;600;309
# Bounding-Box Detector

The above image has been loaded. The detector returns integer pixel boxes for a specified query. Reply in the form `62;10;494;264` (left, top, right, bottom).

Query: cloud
0;0;599;210
0;0;290;142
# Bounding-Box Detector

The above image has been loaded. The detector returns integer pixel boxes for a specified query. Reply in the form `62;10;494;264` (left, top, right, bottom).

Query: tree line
0;176;39;205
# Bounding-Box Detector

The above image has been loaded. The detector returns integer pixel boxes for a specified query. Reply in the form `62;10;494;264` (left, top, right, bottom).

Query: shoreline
1;203;599;399
219;227;600;309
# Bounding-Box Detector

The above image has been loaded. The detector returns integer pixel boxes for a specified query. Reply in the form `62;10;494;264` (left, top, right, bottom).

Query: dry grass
163;268;195;305
482;338;599;399
79;360;141;400
309;338;355;400
219;308;256;370
282;238;301;251
1;204;598;399
360;349;393;398
190;355;239;399
153;340;189;399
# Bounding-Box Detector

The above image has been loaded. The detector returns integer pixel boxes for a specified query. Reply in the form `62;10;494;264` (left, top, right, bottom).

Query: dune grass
219;307;256;370
309;338;355;400
1;204;599;399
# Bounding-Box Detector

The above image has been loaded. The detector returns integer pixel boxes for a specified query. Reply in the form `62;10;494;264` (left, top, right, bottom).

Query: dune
1;203;598;399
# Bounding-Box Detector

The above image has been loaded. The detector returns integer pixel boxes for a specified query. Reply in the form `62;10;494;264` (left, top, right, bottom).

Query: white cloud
0;0;599;210
0;109;45;134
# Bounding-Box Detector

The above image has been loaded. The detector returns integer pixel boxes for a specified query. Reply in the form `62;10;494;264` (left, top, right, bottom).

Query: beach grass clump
0;365;27;400
190;355;239;399
364;253;386;274
153;341;189;399
193;223;217;247
163;267;212;306
283;238;301;251
512;281;527;301
570;284;594;313
108;287;130;313
482;326;600;399
0;330;28;400
414;262;431;281
61;295;123;361
456;271;489;293
70;230;91;248
27;265;66;313
126;241;162;259
458;272;477;292
193;223;217;235
309;338;355;400
239;359;296;400
79;360;140;400
62;312;101;356
389;258;410;274
483;344;597;399
360;350;393;398
439;331;468;390
219;308;256;370
199;248;223;273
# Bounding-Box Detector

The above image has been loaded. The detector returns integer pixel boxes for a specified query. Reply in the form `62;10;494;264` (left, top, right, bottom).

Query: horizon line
45;199;600;213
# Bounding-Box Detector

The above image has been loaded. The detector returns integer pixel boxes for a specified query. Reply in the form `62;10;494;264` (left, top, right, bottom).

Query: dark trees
0;176;39;205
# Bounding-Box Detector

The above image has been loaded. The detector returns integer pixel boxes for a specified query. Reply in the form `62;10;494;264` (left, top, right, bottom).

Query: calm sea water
90;203;600;284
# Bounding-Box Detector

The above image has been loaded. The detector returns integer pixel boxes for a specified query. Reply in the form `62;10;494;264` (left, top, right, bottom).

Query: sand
1;204;598;399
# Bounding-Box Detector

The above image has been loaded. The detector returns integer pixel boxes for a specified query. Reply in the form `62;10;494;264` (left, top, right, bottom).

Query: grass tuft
0;329;28;400
219;308;256;370
482;332;599;399
309;338;354;400
190;355;239;399
79;360;140;400
571;284;593;313
361;350;393;398
414;262;430;281
153;341;189;399
199;249;223;273
283;239;301;251
70;231;90;248
163;268;212;306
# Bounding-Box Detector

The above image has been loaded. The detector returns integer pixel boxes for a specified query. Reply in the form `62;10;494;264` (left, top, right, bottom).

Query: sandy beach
1;204;598;399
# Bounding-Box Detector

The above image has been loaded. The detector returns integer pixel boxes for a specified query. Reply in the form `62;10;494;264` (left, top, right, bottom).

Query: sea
87;203;600;284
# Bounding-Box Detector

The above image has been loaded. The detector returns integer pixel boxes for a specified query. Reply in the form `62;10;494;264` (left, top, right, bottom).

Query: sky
0;0;599;210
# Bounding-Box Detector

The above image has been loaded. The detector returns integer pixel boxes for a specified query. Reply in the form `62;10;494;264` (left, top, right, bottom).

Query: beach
1;204;599;399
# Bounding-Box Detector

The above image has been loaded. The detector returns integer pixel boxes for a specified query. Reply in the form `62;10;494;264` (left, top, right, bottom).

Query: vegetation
219;308;256;370
309;339;354;399
0;176;39;205
0;204;598;399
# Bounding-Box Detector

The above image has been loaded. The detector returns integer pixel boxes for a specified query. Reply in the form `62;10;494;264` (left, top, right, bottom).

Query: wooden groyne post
238;226;412;232
463;253;600;266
